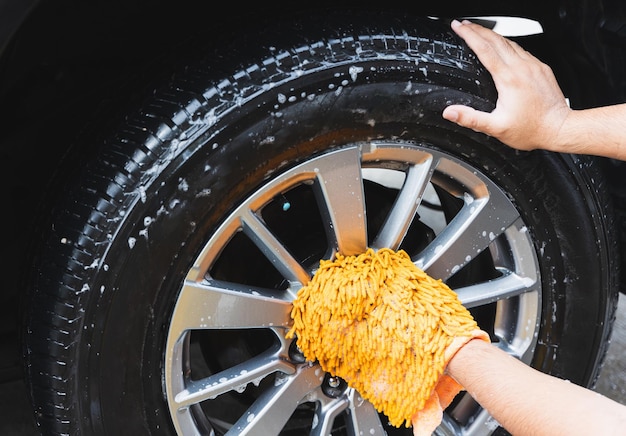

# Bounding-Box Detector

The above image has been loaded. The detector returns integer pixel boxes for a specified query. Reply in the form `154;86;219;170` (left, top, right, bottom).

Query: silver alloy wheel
165;142;541;435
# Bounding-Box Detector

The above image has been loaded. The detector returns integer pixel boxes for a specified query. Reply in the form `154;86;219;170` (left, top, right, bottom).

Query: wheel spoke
169;279;293;339
310;394;351;436
311;147;368;256
344;389;387;435
225;364;324;435
240;209;311;285
416;171;520;281
372;155;436;250
173;348;296;408
454;269;538;308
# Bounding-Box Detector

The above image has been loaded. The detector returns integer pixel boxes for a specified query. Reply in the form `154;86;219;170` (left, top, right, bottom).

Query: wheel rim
164;141;541;435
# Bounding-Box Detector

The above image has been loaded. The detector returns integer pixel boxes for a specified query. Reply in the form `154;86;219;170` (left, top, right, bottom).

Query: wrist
541;107;575;153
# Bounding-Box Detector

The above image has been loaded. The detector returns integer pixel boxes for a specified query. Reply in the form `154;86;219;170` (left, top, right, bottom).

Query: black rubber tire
24;12;619;436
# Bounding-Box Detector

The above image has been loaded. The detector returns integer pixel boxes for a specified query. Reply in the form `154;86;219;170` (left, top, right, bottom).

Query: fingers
450;19;527;71
442;105;493;135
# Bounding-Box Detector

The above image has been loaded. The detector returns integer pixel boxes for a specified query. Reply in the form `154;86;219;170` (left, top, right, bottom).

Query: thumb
442;105;493;135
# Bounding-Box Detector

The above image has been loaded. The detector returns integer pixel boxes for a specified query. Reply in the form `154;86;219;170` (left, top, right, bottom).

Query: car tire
24;13;619;436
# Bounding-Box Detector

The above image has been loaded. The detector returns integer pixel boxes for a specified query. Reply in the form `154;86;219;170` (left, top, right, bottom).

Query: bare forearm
448;339;626;435
555;104;626;160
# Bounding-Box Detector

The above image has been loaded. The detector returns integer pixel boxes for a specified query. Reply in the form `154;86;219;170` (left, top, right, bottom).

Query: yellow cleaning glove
287;247;489;433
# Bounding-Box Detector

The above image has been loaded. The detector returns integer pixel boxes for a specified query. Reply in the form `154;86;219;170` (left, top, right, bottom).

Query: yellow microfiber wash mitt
287;247;489;434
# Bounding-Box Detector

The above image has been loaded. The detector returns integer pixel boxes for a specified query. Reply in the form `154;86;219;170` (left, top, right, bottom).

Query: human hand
442;19;572;152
